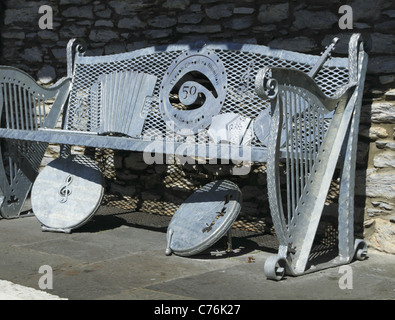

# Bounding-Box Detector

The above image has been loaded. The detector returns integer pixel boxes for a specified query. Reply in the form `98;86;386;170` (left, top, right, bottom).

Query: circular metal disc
167;180;242;256
31;155;104;231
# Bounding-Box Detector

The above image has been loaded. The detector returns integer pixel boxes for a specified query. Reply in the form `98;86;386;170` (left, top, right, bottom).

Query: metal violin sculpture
308;37;339;78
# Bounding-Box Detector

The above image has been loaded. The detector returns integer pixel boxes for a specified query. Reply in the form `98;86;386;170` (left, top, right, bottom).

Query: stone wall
0;0;394;253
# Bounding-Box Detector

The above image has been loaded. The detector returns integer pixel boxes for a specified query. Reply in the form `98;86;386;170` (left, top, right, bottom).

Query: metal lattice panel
67;44;349;150
68;50;182;134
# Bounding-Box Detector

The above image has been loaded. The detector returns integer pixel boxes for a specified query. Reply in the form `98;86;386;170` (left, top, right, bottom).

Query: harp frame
256;34;369;280
0;66;71;218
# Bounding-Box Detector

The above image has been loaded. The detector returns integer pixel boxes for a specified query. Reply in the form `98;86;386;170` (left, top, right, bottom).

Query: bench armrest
0;66;71;130
0;66;71;218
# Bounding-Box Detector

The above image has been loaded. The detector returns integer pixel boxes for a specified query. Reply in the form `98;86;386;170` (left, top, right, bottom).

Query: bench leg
165;228;174;256
226;229;232;252
338;49;368;263
338;111;357;261
337;114;367;264
60;144;72;158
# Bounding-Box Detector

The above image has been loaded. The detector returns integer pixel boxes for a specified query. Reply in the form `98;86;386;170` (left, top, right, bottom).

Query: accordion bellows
91;70;157;137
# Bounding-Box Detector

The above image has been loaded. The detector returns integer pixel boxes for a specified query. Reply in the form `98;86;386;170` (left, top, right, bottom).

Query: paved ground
0;206;394;303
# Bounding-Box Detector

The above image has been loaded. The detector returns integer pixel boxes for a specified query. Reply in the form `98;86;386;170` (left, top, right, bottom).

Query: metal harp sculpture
0;66;70;218
255;34;368;280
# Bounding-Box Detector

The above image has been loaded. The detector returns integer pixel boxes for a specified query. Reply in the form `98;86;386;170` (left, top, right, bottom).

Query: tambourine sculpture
166;180;242;256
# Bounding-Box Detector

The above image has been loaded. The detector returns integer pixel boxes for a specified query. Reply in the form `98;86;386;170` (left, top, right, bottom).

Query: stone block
1;32;25;40
143;29;173;39
371;102;395;123
61;6;94;19
163;0;190;10
364;218;395;254
292;10;338;31
366;170;395;199
148;15;177;28
176;25;221;34
37;65;56;84
95;20;114;28
380;75;395;85
109;1;152;14
376;141;395;151
383;9;395;18
95;10;112;19
234;7;255;15
370;33;395;54
258;3;289;23
21;47;43;63
372;200;394;211
224;16;253;30
205;4;234;20
89;30;119;42
104;43;126;55
51;48;67;62
60;25;88;39
359;125;388;141
385;89;395;101
350;0;391;21
178;13;205;24
60;0;91;4
368;56;395;74
373;150;395;168
118;17;147;30
4;8;36;24
375;20;395;32
268;37;316;53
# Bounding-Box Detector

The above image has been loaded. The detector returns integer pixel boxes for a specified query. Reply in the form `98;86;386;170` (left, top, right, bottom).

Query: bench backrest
66;41;351;155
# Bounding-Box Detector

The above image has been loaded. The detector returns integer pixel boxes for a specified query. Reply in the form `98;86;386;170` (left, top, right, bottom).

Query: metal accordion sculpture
90;70;157;137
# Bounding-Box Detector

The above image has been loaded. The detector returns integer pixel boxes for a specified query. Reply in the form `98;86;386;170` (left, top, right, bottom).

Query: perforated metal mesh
67;46;349;148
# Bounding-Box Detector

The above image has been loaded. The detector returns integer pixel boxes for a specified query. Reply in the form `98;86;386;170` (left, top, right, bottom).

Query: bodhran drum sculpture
166;180;242;256
31;155;104;233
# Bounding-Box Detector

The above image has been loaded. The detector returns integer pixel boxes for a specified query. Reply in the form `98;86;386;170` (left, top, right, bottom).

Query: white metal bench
0;33;368;280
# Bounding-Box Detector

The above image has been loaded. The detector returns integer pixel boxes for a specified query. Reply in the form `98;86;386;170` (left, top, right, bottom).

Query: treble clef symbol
240;61;255;93
58;175;73;203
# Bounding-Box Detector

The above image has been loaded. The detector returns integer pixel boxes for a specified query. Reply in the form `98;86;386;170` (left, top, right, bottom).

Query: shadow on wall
0;2;4;60
355;77;373;239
